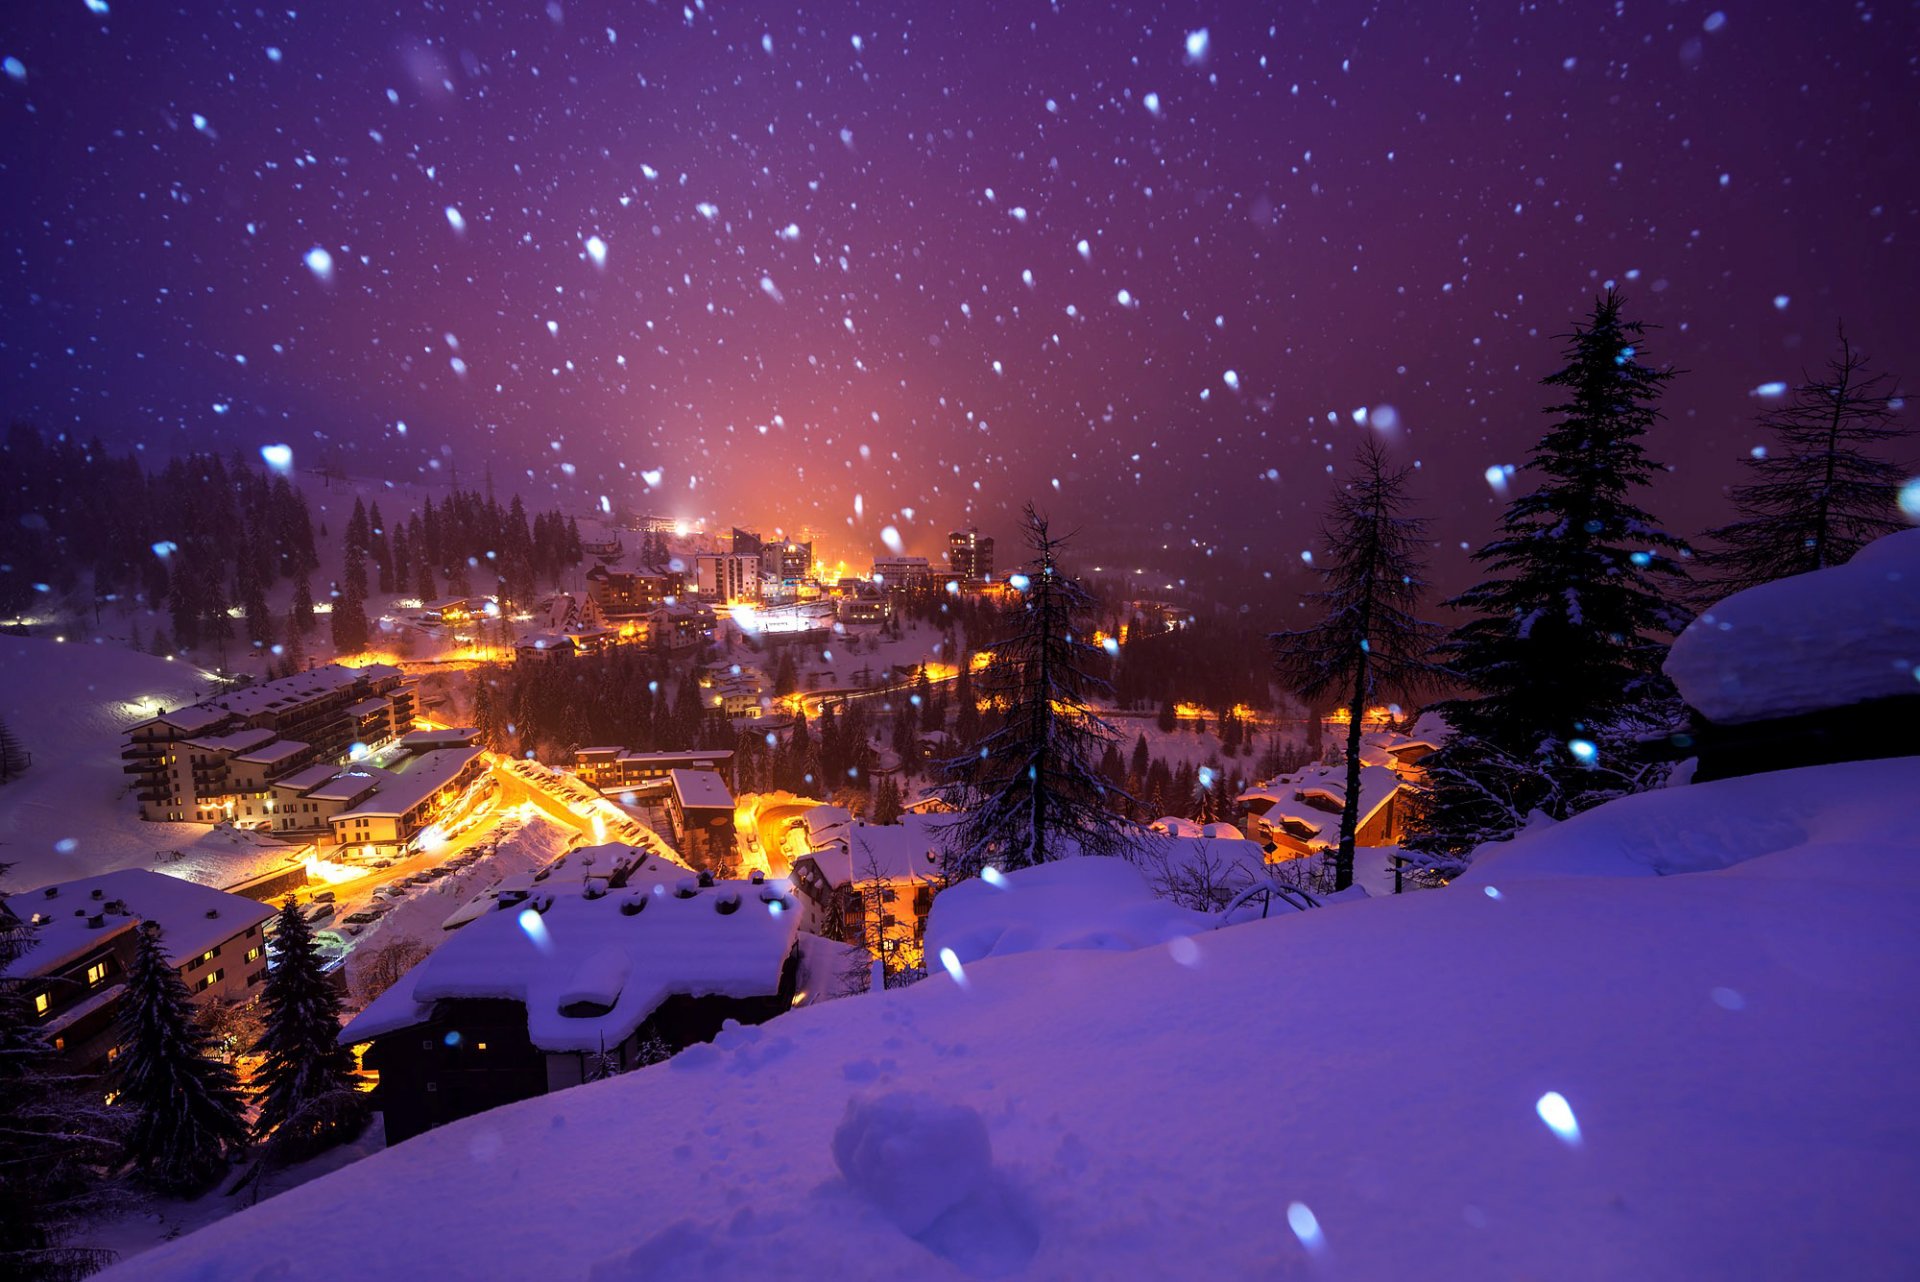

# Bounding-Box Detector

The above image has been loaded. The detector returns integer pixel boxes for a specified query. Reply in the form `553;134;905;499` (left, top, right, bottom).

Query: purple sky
2;1;1914;588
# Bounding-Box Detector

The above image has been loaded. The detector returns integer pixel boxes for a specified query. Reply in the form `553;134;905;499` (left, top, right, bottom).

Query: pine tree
1270;438;1439;890
252;901;365;1155
1;873;123;1280
1698;326;1909;597
114;923;250;1193
936;505;1136;874
0;717;28;783
1408;290;1692;870
872;775;904;825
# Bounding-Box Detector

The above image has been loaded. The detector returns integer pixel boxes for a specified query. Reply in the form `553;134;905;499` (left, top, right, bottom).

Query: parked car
343;909;383;925
302;902;334;923
311;890;337;904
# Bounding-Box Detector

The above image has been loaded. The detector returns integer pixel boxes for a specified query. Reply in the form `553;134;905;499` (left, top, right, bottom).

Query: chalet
342;878;803;1145
788;818;947;961
2;870;275;1071
1237;763;1408;855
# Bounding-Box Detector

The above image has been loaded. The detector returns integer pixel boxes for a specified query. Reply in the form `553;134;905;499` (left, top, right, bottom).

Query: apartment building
122;663;414;824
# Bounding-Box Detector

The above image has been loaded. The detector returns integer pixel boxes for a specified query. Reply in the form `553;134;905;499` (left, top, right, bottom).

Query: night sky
2;1;1914;587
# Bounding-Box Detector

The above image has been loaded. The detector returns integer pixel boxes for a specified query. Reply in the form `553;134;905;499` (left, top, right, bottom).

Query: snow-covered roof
233;737;310;765
182;726;279;754
204;663;400;721
1199;822;1245;840
1665;528;1920;725
336;748;484;820
1238;763;1403;836
802;817;947;888
801;804;853;842
669;768;733;810
273;761;345;794
3;869;274;978
136;704;230;735
1150;816;1203;837
342;878;800;1053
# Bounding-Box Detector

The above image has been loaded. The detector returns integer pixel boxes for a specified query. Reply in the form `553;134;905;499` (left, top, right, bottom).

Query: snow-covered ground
108;754;1920;1281
0;636;298;891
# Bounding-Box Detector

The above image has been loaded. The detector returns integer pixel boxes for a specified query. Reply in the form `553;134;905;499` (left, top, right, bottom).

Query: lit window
33;992;50;1015
86;961;108;986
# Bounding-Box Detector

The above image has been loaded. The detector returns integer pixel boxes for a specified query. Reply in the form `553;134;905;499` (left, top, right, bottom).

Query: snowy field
111;755;1920;1281
0;636;299;891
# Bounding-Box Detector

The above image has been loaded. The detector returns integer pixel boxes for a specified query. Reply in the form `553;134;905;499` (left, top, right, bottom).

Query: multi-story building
766;539;812;585
584;565;682;619
266;731;489;855
122;663;413;824
947;528;994;583
572;747;737;794
694;552;762;604
870;556;933;591
2;870;276;1071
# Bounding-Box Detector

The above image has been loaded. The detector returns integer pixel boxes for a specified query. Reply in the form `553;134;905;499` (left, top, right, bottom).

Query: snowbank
1665;527;1920;724
926;856;1214;966
1461;757;1920;884
108;755;1920;1282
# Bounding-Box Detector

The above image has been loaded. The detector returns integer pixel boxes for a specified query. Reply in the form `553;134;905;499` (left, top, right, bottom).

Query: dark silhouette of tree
114;924;250;1193
251;901;366;1156
1698;326;1909;597
1408;291;1692;873
937;505;1136;875
1271;438;1439;890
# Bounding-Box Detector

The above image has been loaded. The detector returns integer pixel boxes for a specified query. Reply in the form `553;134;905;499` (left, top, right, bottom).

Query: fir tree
113;923;249;1193
872;774;904;825
936;505;1137;874
251;901;365;1155
1698;326;1909;597
1408;290;1692;870
1;873;123;1280
1270;438;1439;890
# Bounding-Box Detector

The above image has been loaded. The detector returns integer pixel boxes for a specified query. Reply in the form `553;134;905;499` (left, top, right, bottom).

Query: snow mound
1461;757;1919;883
833;1091;994;1235
925;856;1212;967
1665;527;1920;725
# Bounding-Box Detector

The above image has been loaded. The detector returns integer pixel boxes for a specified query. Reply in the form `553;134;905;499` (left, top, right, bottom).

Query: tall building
695;552;762;604
947;528;994;583
767;539;812;585
871;555;933;591
122;663;413;824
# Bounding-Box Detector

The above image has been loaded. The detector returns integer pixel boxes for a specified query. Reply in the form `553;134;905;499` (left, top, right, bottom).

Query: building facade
122;663;413;824
947;528;994;583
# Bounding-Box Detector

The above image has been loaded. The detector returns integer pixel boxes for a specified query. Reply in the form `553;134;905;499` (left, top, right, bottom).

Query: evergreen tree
0;717;28;782
1408;290;1692;871
1698;327;1909;597
872;775;903;824
1;871;123;1280
252;901;365;1154
113;923;249;1193
1270;438;1439;890
937;505;1136;874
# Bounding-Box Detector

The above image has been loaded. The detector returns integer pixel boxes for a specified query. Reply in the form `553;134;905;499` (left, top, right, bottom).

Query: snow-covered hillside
0;637;294;890
110;755;1920;1281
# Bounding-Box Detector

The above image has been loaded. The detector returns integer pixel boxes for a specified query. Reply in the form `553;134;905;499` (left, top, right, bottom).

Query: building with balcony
2;870;276;1071
122;663;413;825
694;552;762;604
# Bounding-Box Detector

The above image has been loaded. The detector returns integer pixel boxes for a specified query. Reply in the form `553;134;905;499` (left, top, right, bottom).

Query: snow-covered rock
1665;527;1920;725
